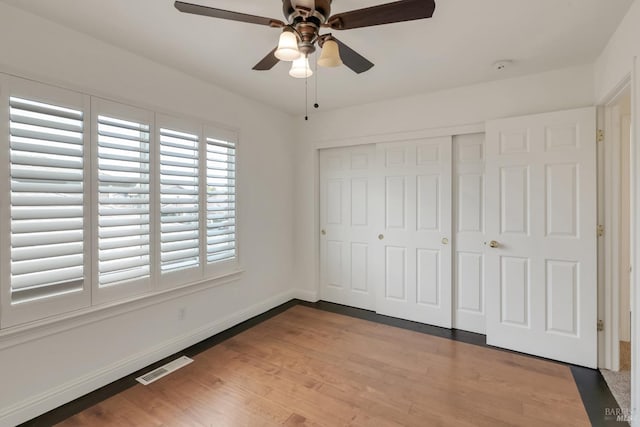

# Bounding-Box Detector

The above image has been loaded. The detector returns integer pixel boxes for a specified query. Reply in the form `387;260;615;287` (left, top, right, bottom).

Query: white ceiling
2;0;634;114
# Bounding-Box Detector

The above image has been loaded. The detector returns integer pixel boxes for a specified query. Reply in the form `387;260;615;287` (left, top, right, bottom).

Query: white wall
293;64;595;302
0;3;296;425
594;0;640;103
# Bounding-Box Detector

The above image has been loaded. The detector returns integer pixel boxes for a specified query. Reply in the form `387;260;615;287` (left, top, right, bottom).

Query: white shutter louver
206;137;236;263
97;115;151;286
159;128;200;272
9;97;85;303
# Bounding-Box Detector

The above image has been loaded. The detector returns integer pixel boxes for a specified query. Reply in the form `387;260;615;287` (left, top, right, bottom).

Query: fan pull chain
314;50;319;109
304;68;309;121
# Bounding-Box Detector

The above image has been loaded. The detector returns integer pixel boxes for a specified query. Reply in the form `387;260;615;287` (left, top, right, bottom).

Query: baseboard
0;289;296;427
291;288;319;302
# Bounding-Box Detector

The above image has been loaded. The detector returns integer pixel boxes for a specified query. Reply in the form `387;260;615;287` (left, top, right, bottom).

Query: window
0;75;239;329
9;97;85;303
97;115;151;286
1;79;91;327
159;126;200;277
206;136;237;265
92;99;155;303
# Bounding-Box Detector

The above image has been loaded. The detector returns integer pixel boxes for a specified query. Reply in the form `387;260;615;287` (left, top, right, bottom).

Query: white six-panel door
372;137;453;328
319;145;376;310
485;107;597;368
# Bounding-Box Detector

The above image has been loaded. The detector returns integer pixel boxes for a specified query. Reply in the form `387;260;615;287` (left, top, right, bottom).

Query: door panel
351;179;368;226
546;260;578;335
320;145;376;310
417;249;439;305
546;164;577;236
457;252;482;312
385;246;407;300
417;175;440;230
485;107;597;368
385;176;406;228
453;134;486;333
373;137;452;328
500;256;529;327
500;166;529;234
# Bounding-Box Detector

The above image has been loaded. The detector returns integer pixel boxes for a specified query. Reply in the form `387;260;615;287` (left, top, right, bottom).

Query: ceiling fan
174;0;437;78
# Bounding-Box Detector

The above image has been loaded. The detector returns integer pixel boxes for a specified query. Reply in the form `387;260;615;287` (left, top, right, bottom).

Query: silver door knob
488;240;499;248
442;238;449;245
378;234;384;240
321;229;326;235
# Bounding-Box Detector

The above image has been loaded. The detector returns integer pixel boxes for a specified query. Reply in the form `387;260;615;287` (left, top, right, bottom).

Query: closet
319;107;597;368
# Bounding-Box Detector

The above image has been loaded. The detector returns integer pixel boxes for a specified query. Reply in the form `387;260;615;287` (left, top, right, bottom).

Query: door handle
378;234;384;240
486;240;499;248
321;229;326;236
442;237;449;245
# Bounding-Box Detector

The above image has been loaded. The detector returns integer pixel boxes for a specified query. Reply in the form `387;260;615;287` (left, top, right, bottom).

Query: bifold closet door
372;137;453;328
319;145;376;310
485;107;597;368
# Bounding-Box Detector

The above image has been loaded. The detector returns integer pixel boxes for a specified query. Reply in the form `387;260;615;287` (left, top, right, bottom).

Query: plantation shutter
97;114;151;287
9;96;86;303
206;136;236;264
159;126;200;274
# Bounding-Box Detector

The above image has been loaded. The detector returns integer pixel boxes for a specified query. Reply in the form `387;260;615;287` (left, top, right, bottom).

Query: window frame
91;97;155;305
203;125;240;278
155;114;204;289
0;75;92;328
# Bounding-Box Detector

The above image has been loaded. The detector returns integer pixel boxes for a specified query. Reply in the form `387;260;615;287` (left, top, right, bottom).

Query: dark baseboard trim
20;299;625;426
571;366;628;426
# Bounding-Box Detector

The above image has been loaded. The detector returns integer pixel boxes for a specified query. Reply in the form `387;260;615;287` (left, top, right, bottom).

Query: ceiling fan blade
333;38;374;74
175;1;285;27
252;47;280;71
327;0;436;30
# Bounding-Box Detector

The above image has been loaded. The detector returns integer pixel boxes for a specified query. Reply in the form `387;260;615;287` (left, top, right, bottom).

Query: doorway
601;85;633;412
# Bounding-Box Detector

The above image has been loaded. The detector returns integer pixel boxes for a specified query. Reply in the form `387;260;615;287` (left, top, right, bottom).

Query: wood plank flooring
620;341;631;371
57;305;590;426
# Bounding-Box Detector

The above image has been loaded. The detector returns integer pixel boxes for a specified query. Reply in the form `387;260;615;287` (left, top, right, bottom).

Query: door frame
599;75;632;371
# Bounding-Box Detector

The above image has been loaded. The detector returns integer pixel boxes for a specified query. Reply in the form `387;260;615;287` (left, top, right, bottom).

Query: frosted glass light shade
275;31;301;61
318;39;342;68
289;55;313;78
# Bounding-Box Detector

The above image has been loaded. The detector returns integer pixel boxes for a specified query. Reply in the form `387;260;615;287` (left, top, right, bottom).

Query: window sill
0;269;244;350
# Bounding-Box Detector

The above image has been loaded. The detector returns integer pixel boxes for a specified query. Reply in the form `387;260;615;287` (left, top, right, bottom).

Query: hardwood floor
620;341;631;371
57;305;590;426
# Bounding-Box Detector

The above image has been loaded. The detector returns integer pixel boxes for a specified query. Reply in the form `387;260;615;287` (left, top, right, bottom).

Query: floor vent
136;356;193;385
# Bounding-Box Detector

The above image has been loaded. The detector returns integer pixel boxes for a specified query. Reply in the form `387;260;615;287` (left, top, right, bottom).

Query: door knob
321;229;326;235
378;234;384;240
488;240;499;248
442;237;449;245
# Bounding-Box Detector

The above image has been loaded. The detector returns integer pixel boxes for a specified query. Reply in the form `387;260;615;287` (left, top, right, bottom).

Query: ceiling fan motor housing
283;0;332;55
283;0;332;23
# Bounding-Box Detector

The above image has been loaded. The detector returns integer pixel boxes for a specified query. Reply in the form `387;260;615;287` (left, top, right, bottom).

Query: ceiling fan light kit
289;55;314;78
275;29;302;61
317;38;342;68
